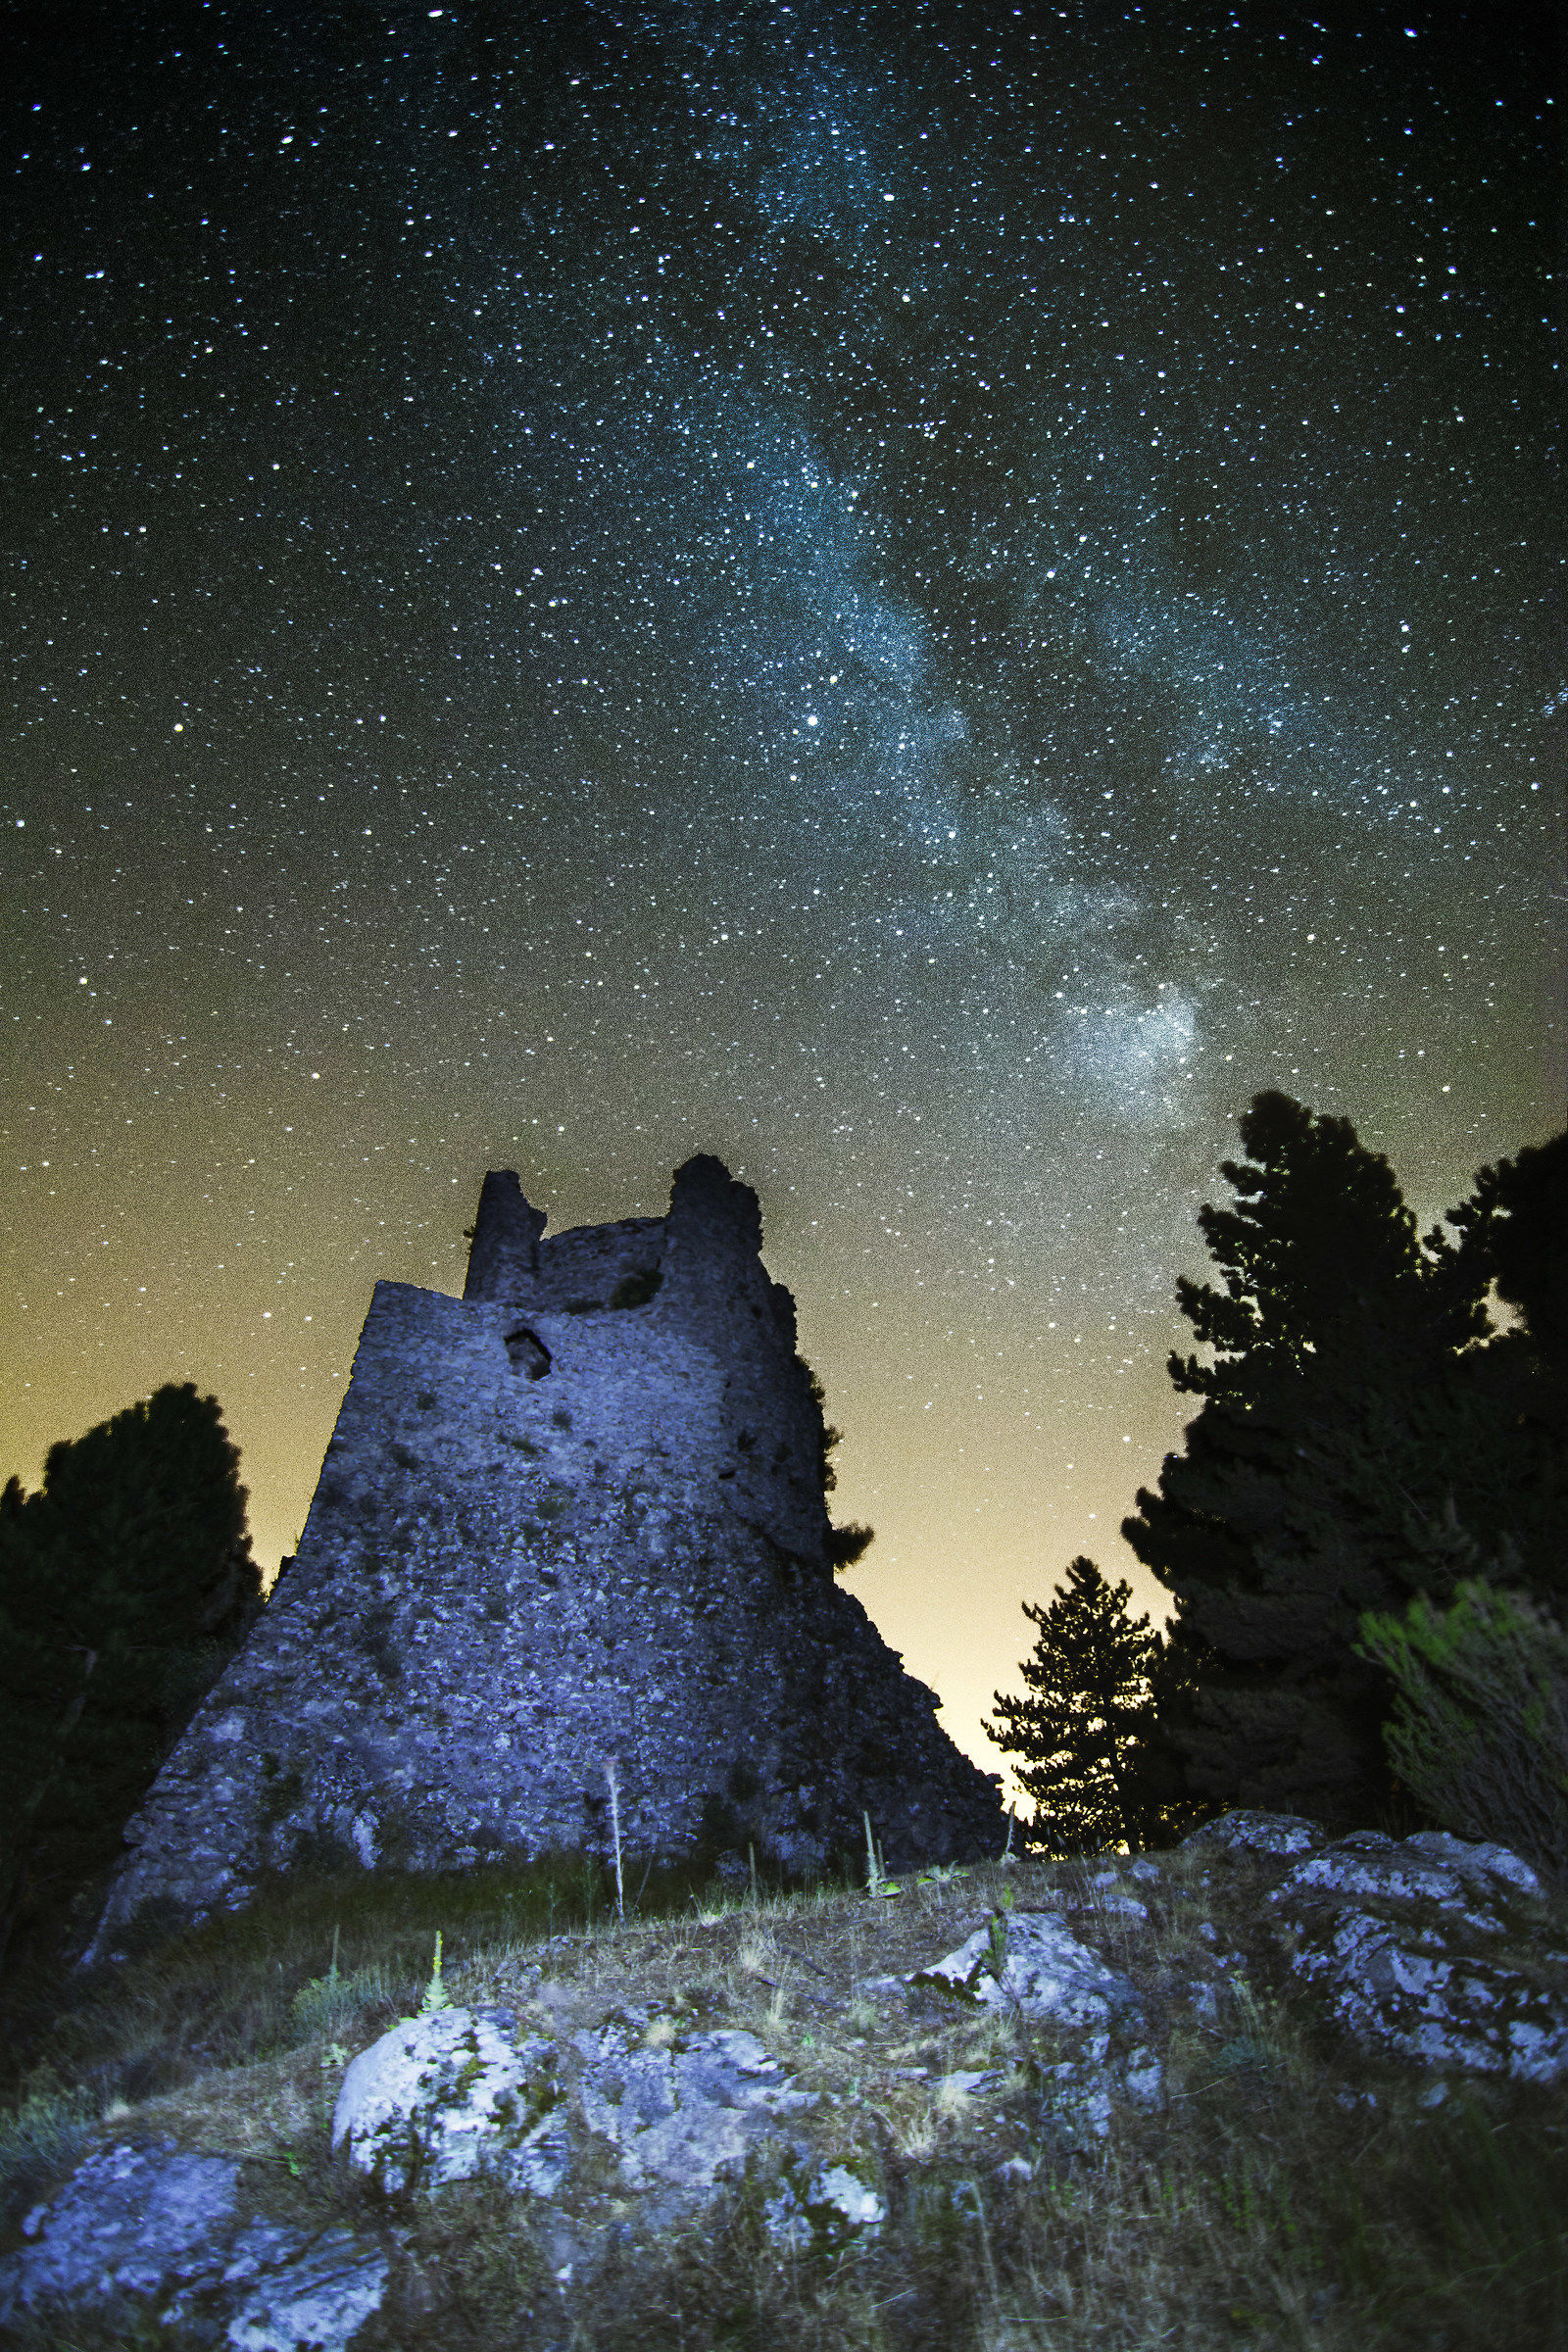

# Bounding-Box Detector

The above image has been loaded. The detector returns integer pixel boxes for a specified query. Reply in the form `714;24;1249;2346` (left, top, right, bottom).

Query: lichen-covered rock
0;2139;388;2350
914;1910;1140;2030
765;2156;885;2250
914;1911;1158;2145
332;2005;566;2195
576;2022;815;2193
1268;1826;1568;2081
1279;1827;1545;1909
1287;1907;1568;2080
90;1157;1003;1955
1075;1867;1150;1920
0;2139;241;2320
1184;1811;1327;1860
213;2227;389;2352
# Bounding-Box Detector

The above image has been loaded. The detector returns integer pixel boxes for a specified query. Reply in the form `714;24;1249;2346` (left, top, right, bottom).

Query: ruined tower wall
91;1158;1002;1947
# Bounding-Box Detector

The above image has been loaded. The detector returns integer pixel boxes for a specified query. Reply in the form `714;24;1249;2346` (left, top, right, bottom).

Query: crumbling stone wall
91;1156;1002;1946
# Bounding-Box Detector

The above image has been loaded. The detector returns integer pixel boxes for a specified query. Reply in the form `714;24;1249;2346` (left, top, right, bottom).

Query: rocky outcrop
0;2140;389;2351
11;1819;1567;2347
88;1156;1002;1952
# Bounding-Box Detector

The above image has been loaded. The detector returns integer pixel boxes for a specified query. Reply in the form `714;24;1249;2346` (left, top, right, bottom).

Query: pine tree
985;1557;1166;1855
0;1384;260;1962
1123;1095;1561;1831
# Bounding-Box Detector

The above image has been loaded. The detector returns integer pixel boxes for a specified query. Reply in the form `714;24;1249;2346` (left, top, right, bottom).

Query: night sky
4;2;1559;1781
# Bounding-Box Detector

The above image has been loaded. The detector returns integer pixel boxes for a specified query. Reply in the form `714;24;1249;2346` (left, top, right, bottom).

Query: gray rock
0;2138;388;2351
915;1912;1159;2146
577;2023;815;2193
220;2229;390;2352
1393;1830;1544;1902
1183;1811;1327;1859
1;2139;240;2317
1289;1907;1568;2080
764;2157;884;2250
1274;1828;1568;2080
1078;1869;1150;1920
332;2004;567;2195
914;1911;1140;2030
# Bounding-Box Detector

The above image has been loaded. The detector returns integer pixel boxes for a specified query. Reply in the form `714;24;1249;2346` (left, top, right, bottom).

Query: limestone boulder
207;2225;390;2352
0;2139;241;2320
332;2004;567;2195
1184;1810;1327;1860
913;1911;1161;2144
576;2021;815;2193
0;2138;388;2351
1267;1826;1568;2081
914;1909;1140;2031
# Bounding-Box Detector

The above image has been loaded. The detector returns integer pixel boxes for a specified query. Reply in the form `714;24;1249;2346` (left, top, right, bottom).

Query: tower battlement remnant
92;1156;1003;1946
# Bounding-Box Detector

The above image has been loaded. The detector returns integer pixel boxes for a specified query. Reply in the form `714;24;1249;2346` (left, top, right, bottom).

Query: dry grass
2;1846;1565;2349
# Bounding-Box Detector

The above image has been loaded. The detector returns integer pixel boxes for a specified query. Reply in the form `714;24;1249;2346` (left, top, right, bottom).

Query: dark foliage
985;1556;1178;1853
825;1520;875;1572
799;1357;876;1574
1459;1127;1568;1367
1124;1095;1566;1832
0;1384;260;1967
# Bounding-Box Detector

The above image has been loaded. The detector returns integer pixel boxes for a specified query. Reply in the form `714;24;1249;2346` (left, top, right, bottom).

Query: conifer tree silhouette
0;1384;259;1963
987;1557;1163;1854
1125;1094;1563;1831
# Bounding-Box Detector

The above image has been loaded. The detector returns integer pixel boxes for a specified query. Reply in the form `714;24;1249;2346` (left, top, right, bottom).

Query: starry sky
4;0;1560;1784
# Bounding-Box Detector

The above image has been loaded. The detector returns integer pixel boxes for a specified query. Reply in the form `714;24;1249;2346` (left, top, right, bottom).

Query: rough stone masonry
91;1156;1003;1946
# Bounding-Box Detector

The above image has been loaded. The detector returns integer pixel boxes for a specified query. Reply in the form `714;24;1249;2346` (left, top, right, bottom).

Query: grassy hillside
3;1844;1565;2349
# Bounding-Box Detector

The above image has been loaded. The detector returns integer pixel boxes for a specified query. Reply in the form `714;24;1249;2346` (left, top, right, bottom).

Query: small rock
1033;2061;1114;2145
333;2005;565;2195
1122;2046;1164;2107
765;2157;884;2249
940;2068;1005;2098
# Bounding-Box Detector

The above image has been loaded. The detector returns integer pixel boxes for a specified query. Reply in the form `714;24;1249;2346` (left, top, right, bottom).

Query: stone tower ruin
92;1156;1002;1946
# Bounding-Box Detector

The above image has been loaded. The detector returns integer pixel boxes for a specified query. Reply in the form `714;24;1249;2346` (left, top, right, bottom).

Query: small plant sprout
604;1758;624;1920
863;1811;900;1897
419;1931;451;2014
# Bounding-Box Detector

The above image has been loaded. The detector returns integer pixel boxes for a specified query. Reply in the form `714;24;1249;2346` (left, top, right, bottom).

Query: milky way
5;3;1558;1773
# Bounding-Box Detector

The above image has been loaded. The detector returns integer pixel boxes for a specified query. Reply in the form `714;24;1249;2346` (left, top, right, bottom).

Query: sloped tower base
93;1159;1002;1945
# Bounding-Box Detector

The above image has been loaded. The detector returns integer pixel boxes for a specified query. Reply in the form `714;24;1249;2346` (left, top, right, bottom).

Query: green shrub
1358;1579;1568;1884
